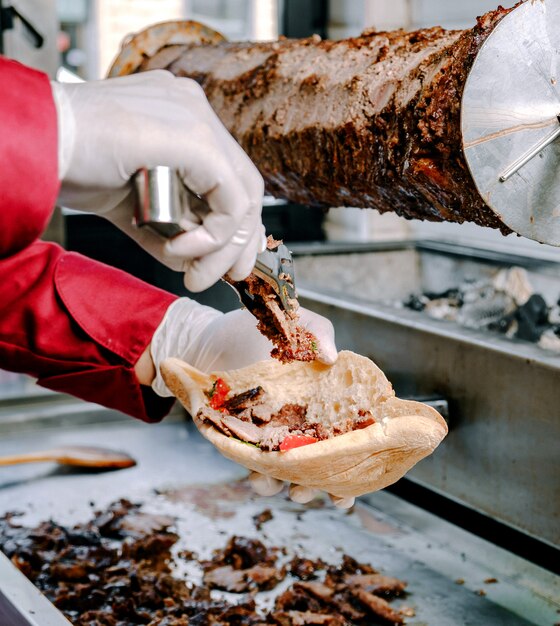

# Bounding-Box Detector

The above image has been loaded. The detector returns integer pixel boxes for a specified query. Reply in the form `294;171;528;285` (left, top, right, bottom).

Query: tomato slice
209;378;230;410
279;434;318;451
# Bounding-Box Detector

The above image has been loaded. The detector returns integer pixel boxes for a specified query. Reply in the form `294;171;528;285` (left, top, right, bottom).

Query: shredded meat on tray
0;501;410;625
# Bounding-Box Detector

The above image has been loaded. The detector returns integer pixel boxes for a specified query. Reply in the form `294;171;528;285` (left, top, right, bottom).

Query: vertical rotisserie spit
111;6;515;233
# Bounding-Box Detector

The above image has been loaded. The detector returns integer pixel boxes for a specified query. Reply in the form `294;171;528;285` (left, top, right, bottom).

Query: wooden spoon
0;446;136;470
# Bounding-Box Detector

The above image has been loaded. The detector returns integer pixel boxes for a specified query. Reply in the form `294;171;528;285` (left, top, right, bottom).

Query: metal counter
0;404;558;625
293;240;560;549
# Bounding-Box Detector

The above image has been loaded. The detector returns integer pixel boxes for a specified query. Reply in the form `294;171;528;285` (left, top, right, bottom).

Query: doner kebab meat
135;5;515;233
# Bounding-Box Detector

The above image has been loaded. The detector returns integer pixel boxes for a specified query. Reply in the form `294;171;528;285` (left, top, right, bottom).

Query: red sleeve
0;58;178;422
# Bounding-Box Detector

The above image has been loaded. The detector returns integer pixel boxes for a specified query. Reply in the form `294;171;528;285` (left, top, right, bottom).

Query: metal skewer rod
499;115;560;182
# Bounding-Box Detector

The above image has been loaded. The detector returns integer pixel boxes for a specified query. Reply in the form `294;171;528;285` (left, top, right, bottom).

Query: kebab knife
133;166;296;313
54;69;296;314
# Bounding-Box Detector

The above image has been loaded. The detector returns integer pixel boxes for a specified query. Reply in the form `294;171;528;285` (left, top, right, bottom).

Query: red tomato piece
209;378;230;410
279;434;318;451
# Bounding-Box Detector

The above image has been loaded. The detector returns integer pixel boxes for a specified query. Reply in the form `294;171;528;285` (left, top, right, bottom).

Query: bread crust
161;351;447;498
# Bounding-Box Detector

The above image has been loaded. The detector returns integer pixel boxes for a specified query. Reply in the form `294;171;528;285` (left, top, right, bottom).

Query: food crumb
178;549;198;560
252;508;273;530
475;589;487;596
399;606;416;617
455;578;465;585
484;577;498;584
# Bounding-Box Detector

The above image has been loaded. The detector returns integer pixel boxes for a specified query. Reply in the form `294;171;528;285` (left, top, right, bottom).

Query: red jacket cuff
0;58;59;257
39;366;175;423
47;251;178;421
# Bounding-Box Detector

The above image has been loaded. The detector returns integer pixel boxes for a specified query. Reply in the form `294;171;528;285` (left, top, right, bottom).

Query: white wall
87;0;278;78
409;0;517;29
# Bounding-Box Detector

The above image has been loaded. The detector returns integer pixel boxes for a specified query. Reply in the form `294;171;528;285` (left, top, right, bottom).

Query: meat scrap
202;535;285;592
294;581;335;601
349;587;404;625
228;237;318;364
344;573;407;598
289;556;326;581
253;508;274;530
273;611;346;625
0;503;411;626
224;386;265;413
203;563;282;592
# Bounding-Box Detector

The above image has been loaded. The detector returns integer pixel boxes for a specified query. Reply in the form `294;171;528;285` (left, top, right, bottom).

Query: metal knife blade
133;167;297;313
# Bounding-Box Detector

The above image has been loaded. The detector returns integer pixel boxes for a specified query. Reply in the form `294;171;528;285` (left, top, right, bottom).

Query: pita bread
161;351;447;498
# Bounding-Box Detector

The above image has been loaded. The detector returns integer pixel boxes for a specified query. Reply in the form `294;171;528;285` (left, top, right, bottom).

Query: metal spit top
462;0;560;246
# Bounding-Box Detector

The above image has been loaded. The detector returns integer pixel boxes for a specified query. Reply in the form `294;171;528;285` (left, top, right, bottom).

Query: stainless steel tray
0;552;71;625
293;240;560;548
0;414;557;625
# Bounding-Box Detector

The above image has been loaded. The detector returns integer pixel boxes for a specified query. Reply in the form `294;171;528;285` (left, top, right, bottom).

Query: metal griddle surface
0;417;557;625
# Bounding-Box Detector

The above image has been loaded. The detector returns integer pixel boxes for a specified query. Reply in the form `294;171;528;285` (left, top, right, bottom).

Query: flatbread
160;351;447;498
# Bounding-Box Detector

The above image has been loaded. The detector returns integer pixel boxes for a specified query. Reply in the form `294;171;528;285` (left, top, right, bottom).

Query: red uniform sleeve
0;58;178;422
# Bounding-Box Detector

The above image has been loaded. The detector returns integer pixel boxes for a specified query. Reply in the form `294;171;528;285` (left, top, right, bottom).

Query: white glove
150;299;337;396
51;70;266;292
249;473;355;510
149;299;347;507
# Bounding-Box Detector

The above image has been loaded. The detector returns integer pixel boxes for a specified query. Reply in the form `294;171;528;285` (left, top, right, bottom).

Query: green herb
239;440;260;449
311;340;318;352
206;380;218;399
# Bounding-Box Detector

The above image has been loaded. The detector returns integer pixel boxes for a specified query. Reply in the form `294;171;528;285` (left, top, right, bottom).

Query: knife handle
133;166;209;238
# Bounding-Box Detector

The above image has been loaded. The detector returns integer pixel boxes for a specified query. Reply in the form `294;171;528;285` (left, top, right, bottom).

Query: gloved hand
51;70;266;292
150;299;337;396
249;473;355;510
149;299;347;507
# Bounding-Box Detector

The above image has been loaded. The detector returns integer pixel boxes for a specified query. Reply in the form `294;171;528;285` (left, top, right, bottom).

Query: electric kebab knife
133;166;297;315
55;68;296;315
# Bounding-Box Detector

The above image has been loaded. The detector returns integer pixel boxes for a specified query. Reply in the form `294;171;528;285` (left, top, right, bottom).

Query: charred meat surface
289;556;326;581
224;386;265;413
0;502;410;625
139;6;517;233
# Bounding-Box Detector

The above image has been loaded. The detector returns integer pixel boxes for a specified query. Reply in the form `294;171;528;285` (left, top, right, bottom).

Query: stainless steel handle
133;166;209;238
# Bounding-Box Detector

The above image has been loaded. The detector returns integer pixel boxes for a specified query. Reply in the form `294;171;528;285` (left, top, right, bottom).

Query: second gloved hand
149;298;343;507
52;71;265;292
150;299;337;396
